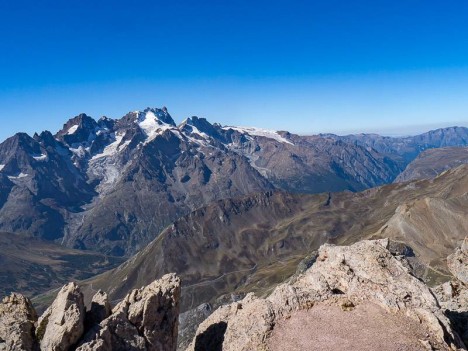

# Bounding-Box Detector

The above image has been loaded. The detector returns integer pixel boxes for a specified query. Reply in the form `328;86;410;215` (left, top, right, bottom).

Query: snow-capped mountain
0;107;464;256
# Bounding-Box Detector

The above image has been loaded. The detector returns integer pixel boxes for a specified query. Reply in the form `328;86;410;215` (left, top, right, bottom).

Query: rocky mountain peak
58;113;97;133
141;107;176;127
37;130;59;148
1;132;38;150
179;116;221;141
125;108;178;145
37;282;85;350
0;132;43;168
97;116;115;130
56;113;100;147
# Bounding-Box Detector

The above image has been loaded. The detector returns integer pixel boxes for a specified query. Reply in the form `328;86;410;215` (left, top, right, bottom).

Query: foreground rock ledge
0;274;180;351
77;274;181;351
434;237;468;347
1;239;466;350
187;239;468;351
0;293;38;351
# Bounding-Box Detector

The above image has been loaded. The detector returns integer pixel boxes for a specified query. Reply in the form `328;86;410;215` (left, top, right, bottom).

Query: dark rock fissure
194;321;228;351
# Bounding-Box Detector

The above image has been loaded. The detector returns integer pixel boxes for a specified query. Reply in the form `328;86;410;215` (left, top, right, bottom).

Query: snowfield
222;126;293;145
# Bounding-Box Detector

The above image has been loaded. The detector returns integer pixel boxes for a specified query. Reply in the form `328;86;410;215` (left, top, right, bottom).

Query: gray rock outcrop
434;238;468;347
448;238;468;284
0;273;180;351
0;293;38;351
36;282;85;351
2;239;467;351
188;239;467;351
77;273;180;351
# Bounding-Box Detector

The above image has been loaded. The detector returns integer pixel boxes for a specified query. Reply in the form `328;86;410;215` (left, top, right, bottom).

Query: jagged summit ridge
0;106;466;257
54;107;295;158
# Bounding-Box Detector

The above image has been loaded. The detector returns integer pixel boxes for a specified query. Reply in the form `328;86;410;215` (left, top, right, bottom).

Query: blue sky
1;0;468;141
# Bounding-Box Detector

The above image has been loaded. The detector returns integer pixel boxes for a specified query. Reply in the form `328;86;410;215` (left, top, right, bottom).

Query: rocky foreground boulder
0;293;38;351
37;282;85;351
448;238;468;285
77;274;181;351
1;239;467;350
434;237;468;347
187;239;468;351
0;274;180;351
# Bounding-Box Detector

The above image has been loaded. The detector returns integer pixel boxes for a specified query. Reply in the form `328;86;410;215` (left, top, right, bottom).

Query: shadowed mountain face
0;131;95;240
0;108;420;257
82;165;468;316
395;146;468;182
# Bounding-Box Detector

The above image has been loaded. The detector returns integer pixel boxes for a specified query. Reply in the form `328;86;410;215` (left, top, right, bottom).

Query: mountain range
82;164;468;310
1;107;467;259
1;107;468;350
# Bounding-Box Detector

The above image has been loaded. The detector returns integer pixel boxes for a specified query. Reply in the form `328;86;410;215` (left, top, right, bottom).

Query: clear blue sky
1;0;468;142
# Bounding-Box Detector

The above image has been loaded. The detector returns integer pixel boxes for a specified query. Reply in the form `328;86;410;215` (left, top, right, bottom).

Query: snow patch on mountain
67;125;79;135
101;165;120;186
223;126;294;145
0;165;4;171
8;172;28;180
137;111;160;136
244;153;272;177
178;125;213;147
88;133;133;193
188;125;210;140
32;154;48;161
70;146;90;158
89;157;125;195
136;111;178;144
91;134;130;160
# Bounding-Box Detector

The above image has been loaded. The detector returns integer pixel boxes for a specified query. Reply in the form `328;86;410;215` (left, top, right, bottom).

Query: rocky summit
1;239;467;351
188;239;468;351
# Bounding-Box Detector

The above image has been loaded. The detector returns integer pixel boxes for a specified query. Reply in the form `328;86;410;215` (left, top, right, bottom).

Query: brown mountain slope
395;146;468;182
0;232;124;298
79;165;468;317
